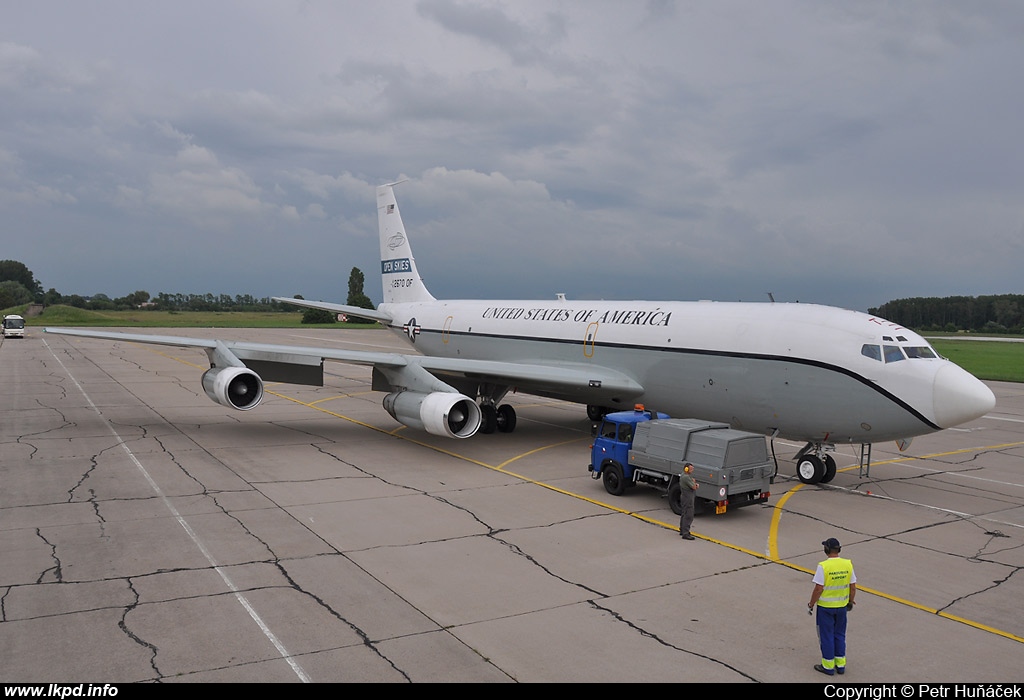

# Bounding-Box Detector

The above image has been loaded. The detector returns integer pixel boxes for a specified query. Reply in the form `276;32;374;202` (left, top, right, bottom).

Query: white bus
2;314;26;338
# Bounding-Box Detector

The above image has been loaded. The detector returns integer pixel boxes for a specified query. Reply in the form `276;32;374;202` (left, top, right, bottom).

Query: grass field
929;339;1024;383
7;306;1021;382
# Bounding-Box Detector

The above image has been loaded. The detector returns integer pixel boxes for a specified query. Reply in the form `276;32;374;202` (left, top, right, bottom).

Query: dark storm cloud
1;1;1022;311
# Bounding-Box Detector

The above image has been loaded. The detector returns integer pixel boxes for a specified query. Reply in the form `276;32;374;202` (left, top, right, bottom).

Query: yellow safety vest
818;557;853;608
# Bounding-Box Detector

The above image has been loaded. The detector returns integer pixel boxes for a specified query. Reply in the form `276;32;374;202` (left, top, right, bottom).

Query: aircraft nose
932;363;996;428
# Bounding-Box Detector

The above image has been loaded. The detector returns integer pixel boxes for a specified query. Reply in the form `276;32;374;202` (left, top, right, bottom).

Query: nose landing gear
795;444;837;485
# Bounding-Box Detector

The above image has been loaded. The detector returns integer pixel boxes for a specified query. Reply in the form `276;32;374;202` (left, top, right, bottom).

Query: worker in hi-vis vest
807;537;857;676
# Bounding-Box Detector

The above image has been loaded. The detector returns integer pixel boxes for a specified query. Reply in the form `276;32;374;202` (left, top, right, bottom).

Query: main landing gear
480;403;517;434
471;382;518;435
794;443;837;485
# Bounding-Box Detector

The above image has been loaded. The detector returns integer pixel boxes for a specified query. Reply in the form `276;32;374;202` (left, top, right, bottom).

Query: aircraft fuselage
380;297;988;445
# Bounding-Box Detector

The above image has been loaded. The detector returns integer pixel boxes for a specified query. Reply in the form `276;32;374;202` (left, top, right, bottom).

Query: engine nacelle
383;391;481;438
202;366;264;411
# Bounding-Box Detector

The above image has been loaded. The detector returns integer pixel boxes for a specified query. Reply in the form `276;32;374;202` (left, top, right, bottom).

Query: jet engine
383;391;481;438
202;366;264;411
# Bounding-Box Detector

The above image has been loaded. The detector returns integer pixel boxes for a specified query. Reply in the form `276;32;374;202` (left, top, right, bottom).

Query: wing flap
415;356;643;397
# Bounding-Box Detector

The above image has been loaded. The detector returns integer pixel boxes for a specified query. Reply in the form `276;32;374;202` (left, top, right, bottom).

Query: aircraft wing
271;297;392;323
43;327;408;368
43;328;644;405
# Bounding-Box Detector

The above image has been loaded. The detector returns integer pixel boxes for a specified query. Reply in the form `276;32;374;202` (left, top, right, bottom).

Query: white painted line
984;415;1024;424
45;339;311;683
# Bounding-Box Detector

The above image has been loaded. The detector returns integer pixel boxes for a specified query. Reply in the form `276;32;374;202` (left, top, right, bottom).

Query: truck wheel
668;482;683;515
602;462;627;496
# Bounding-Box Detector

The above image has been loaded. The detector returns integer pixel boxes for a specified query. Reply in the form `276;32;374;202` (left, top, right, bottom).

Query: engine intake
383;391;481;438
202;366;264;411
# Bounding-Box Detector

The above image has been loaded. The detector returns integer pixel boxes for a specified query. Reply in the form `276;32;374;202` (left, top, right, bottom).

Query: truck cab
590;405;669;495
2;315;25;338
589;406;773;515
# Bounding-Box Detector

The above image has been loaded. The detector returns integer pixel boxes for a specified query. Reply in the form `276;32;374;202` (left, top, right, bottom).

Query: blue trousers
816;605;848;671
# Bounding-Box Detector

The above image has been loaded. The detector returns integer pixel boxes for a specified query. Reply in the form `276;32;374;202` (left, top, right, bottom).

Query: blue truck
589;406;773;515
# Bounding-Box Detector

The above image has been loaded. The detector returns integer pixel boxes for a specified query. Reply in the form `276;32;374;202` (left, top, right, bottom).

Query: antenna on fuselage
767;292;775;303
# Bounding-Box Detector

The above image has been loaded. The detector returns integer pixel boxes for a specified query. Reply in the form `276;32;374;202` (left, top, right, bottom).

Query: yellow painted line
837;442;1024;471
131;343;1024;645
149;352;207;370
768;440;1024;561
767;483;805;562
765;445;1024;645
857;585;1023;643
767;486;1023;642
494;438;589;471
268;391;500;467
307;391;376;407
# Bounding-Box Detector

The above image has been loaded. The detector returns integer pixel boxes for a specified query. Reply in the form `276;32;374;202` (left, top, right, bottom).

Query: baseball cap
822;537;842;549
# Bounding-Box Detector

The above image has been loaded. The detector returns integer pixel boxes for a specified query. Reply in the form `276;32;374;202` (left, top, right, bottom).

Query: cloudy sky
3;1;1022;312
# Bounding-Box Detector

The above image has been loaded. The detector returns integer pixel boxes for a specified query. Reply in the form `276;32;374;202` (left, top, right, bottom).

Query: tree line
0;260;375;323
868;294;1023;334
4;259;1020;333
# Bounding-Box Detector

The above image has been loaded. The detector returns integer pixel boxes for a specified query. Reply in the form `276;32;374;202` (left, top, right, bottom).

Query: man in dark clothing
678;463;698;540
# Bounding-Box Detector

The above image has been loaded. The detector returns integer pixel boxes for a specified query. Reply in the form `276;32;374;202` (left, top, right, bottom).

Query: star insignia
403;318;421;343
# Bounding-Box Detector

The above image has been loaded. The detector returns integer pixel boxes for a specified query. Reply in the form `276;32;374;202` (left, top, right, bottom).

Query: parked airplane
46;183;996;484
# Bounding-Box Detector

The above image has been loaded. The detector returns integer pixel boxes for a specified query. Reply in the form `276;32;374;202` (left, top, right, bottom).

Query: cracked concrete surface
1;328;1022;682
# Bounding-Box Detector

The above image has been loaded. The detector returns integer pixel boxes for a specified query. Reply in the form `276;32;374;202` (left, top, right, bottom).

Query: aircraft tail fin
377;183;436;305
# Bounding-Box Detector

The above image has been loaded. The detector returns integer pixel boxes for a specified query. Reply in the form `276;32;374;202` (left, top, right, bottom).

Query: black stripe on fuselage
389;325;942;433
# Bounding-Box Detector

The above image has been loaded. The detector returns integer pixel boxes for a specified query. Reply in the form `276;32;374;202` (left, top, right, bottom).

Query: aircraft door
583;322;599;358
442;316;453;344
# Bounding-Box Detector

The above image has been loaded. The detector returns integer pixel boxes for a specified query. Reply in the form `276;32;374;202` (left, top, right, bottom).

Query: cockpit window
867;338;937;363
904;346;937;359
884;345;905;363
861;344;882;361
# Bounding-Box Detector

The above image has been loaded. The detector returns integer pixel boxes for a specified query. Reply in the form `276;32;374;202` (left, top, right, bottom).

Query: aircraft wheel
496;404;517;433
668;481;683;515
480;405;497;434
821;455;837;483
797;455;825;484
602;461;627;496
587;404;606;421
